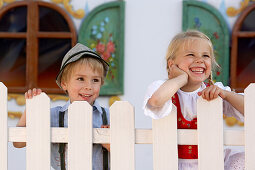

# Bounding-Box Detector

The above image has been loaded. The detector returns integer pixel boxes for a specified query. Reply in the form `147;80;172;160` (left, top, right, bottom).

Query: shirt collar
59;100;102;114
93;100;103;114
59;100;71;112
178;82;206;94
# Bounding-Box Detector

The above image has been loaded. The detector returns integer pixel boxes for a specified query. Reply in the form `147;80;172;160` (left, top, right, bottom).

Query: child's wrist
173;74;188;88
223;90;232;101
180;74;188;84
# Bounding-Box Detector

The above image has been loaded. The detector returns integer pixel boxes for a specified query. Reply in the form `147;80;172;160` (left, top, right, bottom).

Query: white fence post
110;101;135;170
152;105;178;170
0;83;7;170
26;93;51;170
68;101;93;170
245;83;255;169
197;97;224;170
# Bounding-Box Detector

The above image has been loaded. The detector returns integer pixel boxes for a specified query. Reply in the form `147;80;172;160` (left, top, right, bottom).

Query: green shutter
183;0;230;85
78;1;125;95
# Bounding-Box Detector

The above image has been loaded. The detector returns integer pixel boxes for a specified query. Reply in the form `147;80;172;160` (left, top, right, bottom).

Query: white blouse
143;80;244;122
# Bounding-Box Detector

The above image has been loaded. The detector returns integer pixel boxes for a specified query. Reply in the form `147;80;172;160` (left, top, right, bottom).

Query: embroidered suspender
58;107;109;170
58;111;66;170
101;107;109;170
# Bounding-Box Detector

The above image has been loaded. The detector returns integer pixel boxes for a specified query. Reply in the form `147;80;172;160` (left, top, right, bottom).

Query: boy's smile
61;63;102;105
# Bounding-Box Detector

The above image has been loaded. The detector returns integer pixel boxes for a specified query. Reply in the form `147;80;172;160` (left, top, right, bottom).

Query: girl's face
169;38;212;88
61;63;102;105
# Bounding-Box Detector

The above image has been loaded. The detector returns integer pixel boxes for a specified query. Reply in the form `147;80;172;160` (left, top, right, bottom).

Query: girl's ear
167;59;174;68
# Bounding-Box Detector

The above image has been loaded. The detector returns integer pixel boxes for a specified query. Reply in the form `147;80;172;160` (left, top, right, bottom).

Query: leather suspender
58;111;66;170
101;107;109;170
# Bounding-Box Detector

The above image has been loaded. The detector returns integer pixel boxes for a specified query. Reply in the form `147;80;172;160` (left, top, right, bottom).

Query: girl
143;30;244;170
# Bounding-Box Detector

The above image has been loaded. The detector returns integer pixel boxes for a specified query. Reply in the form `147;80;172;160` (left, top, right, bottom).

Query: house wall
7;0;244;169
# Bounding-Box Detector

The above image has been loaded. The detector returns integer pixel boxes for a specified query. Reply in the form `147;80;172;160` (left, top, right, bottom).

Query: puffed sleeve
215;82;244;122
142;80;173;119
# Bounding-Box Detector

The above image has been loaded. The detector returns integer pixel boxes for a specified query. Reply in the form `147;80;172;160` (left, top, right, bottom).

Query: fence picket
152;105;178;170
244;83;255;169
197;97;224;170
26;93;51;170
110;101;135;170
0;83;7;170
68;101;92;170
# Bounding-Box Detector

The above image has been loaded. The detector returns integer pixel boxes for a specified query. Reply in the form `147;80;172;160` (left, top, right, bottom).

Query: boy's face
61;63;102;105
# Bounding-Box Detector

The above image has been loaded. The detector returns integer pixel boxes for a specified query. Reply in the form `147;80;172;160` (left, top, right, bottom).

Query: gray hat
56;43;109;88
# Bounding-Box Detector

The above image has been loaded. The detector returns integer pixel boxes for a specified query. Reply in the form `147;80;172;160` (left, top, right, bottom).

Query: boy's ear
61;81;67;91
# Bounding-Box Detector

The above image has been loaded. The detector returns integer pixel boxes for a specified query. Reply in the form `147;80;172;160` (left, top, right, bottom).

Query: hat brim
56;51;109;88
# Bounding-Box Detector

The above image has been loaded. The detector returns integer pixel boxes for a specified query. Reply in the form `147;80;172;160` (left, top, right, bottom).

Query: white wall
122;1;182;169
7;0;243;169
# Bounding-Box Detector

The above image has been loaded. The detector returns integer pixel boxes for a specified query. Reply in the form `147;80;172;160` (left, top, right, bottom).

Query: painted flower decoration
96;42;105;54
90;17;117;80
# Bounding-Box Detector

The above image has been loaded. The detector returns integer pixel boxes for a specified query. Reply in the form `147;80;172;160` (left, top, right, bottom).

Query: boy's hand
25;88;42;99
198;85;226;101
13;88;42;148
168;64;188;80
101;125;110;152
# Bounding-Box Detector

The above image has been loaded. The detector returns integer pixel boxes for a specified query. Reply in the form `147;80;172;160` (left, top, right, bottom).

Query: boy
13;43;110;170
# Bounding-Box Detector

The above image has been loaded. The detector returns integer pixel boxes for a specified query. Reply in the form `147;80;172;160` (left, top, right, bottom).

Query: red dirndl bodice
172;93;198;159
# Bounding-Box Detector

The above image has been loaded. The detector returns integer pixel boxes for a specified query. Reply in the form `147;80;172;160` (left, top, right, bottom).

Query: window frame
0;1;77;94
231;3;255;92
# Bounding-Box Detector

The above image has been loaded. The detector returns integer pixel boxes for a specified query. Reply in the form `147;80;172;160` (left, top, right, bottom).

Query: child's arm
148;65;188;108
198;85;244;115
13;88;42;148
224;91;244;115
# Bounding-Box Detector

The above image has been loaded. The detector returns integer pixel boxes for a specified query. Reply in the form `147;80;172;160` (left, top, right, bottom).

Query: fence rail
1;82;255;170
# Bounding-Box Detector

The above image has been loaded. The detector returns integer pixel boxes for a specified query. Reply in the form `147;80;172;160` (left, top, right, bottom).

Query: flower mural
78;1;125;95
89;17;117;81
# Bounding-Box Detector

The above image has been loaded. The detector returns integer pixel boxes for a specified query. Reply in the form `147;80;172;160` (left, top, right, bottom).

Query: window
231;4;255;92
0;1;76;94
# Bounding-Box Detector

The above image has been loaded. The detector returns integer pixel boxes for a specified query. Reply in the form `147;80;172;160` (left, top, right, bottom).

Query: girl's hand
101;125;110;152
25;88;42;99
198;85;226;101
168;64;188;80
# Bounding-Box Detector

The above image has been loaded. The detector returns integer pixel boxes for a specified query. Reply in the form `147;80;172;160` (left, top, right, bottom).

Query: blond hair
61;57;105;85
165;30;219;71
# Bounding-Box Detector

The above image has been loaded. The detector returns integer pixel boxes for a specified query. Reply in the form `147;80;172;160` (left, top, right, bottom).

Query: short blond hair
165;30;219;71
61;57;105;85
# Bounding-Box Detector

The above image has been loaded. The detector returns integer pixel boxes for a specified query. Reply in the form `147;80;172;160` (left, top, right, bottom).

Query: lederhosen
58;107;109;170
172;94;198;159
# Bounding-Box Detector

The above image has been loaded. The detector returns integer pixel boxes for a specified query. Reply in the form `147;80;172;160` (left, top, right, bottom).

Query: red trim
172;94;197;129
172;93;198;159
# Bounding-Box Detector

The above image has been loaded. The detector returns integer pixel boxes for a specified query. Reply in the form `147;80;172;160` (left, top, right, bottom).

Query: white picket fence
0;82;255;170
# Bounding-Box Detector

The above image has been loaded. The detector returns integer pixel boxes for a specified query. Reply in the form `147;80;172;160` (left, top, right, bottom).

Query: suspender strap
101;107;108;170
101;107;108;125
58;111;66;170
